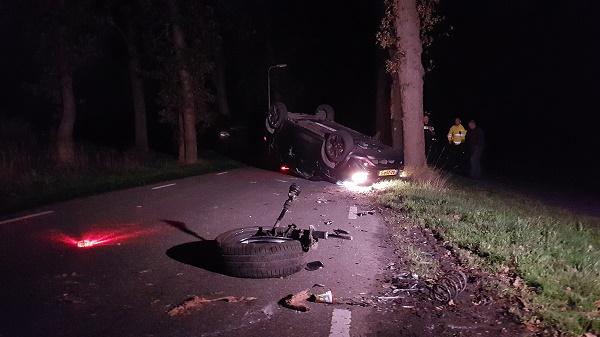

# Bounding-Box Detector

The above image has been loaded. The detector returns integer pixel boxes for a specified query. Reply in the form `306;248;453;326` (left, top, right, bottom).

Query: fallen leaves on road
167;295;257;316
280;289;311;312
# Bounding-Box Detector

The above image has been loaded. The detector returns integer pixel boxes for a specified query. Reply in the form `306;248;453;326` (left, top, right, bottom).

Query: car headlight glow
351;171;369;184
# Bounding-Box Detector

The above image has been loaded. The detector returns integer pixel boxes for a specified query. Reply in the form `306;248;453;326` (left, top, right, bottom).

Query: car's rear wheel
321;130;354;168
315;104;335;121
216;227;304;278
265;102;288;134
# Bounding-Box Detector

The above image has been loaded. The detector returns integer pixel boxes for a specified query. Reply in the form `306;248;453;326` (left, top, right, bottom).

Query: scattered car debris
305;261;324;271
312;290;333;304
167;295;256;316
356;210;375;217
313;283;326;288
429;271;467;302
280;289;311;312
334;229;350;235
323;220;333;225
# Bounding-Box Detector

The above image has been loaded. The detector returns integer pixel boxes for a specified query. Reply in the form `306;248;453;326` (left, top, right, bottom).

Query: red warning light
51;225;156;249
76;239;104;248
280;165;290;172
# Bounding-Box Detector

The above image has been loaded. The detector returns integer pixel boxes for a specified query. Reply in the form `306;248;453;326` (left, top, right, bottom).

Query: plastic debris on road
312;290;333;304
305;261;324;271
280;289;311;312
167;295;256;316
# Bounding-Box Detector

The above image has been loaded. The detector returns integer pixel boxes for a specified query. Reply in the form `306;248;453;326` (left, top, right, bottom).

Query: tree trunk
56;23;76;165
394;0;426;168
214;42;230;118
375;62;391;145
169;0;197;164
390;76;403;151
126;23;149;152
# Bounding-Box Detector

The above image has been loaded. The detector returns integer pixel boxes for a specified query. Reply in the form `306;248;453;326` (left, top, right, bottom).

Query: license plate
378;169;398;177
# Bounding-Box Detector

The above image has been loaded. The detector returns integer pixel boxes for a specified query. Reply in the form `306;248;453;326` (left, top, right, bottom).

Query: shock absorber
272;183;301;229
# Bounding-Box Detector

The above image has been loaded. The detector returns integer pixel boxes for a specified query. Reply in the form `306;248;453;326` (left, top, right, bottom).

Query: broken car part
429;271;467;302
215;184;353;278
305;261;324;271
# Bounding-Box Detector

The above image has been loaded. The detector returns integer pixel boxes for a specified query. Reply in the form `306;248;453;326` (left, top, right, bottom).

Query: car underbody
265;103;404;184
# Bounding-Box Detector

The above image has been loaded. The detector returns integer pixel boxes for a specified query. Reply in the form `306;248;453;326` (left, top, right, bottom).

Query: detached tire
265;102;288;134
216;227;304;278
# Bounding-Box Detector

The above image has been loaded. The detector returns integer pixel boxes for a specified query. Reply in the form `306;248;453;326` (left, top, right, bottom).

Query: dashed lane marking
348;206;357;220
0;210;55;225
329;309;351;337
151;183;176;190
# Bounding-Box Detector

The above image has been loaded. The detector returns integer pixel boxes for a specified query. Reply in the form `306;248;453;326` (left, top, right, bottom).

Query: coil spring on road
429;270;467;302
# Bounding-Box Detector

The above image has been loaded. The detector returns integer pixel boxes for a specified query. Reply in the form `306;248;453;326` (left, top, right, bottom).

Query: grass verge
375;173;600;335
0;153;241;215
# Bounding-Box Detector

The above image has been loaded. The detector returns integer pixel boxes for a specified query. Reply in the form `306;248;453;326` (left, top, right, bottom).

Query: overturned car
265;102;404;185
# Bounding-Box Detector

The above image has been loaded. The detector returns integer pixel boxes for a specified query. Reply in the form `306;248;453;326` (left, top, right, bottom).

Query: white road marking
275;179;288;183
329;309;351;337
348;206;358;219
215;171;229;175
151;183;176;190
0;210;55;225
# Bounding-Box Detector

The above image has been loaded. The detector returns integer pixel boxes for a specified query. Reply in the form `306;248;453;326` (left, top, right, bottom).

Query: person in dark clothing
423;113;437;163
466;120;485;178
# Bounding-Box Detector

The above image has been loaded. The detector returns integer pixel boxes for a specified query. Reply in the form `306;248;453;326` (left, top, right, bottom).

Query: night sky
1;0;599;190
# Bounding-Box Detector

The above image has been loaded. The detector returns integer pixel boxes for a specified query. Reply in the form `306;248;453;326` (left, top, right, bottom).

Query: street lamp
267;64;287;112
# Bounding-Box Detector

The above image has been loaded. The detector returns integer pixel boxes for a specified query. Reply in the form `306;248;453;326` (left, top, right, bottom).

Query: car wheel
315;104;335;121
265;102;288;134
321;130;354;168
216;227;304;278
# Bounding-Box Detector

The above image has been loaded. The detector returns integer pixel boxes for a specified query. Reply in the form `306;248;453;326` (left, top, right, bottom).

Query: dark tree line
23;0;234;165
11;0;439;169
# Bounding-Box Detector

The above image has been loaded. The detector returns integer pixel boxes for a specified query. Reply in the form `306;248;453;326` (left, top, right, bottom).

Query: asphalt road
0;167;389;337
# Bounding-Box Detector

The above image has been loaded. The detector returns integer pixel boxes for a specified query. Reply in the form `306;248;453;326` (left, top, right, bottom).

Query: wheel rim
325;134;346;162
240;236;294;244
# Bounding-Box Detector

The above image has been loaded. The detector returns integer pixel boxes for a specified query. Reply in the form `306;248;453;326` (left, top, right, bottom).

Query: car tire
216;227;304;279
265;102;288;134
315;104;335;121
321;130;354;168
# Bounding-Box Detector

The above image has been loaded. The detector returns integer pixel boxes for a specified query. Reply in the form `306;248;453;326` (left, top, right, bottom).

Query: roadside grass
376;172;600;334
0;149;240;215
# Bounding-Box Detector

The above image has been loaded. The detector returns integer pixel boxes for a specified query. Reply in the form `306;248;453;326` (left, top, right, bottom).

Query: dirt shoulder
359;205;535;337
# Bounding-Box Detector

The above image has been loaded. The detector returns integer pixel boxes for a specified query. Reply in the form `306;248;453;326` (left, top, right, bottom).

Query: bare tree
168;0;198;164
393;0;426;168
213;40;230;118
377;0;442;168
125;21;149;152
55;6;77;164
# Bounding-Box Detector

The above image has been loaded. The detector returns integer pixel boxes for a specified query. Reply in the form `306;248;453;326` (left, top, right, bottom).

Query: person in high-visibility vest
447;118;467;145
446;117;467;172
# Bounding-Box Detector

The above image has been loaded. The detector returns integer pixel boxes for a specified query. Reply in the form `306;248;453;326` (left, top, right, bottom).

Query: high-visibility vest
447;124;467;145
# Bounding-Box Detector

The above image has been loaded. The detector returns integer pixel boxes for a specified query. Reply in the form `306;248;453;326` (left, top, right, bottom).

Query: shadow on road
166;240;224;274
161;219;207;240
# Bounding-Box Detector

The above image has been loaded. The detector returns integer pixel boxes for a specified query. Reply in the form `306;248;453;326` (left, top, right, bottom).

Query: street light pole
267;64;287;112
